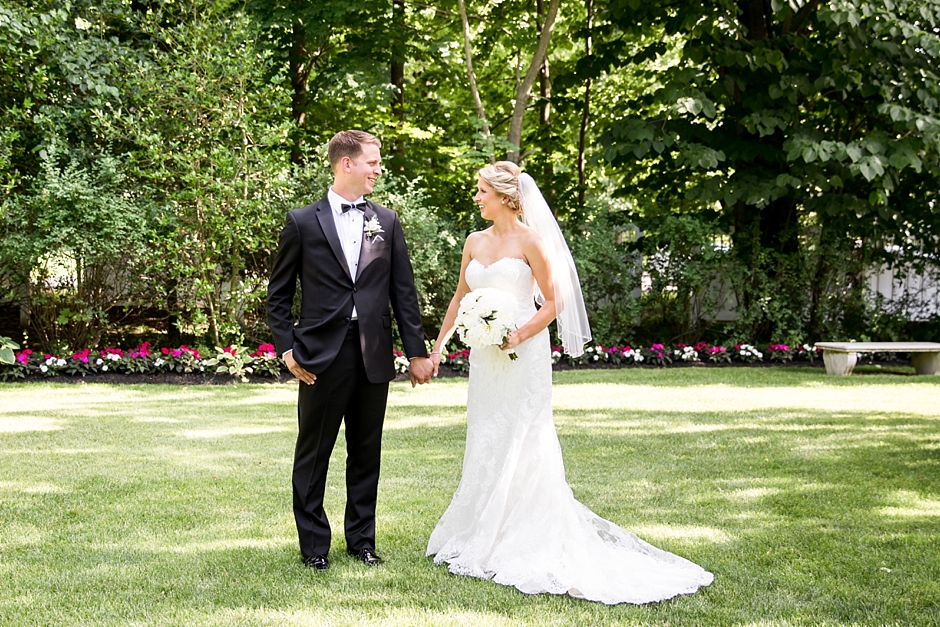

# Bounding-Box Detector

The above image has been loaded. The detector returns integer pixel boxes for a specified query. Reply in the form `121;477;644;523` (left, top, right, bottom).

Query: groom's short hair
328;130;382;170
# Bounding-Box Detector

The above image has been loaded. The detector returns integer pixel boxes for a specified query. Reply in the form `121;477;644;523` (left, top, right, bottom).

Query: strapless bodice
465;257;536;322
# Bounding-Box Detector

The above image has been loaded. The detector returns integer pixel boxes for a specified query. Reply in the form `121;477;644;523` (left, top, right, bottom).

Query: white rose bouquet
455;288;518;360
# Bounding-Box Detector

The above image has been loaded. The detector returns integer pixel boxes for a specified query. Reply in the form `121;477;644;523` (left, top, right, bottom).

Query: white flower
56;359;66;367
394;355;411;374
364;216;384;239
40;364;48;373
154;358;165;367
107;353;120;361
75;17;92;30
96;358;103;365
456;288;518;359
680;346;699;361
102;365;108;372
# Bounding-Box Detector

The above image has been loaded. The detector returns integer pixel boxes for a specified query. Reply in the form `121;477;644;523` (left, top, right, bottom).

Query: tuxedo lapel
316;200;353;283
355;203;383;282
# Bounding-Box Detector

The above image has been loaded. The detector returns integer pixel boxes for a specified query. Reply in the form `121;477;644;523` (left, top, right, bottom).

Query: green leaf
0;347;15;365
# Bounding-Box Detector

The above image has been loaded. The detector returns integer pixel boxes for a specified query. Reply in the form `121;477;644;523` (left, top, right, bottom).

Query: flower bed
5;340;913;383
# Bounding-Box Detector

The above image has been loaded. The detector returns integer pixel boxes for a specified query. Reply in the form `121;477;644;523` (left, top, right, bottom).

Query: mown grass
1;367;938;626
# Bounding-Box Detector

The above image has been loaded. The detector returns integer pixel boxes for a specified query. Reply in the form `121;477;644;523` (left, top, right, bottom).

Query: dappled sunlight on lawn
383;406;466;430
631;524;733;545
180;426;291;439
550;382;940;416
0;416;61;432
0;481;66;494
200;607;532;627
0;521;43;549
155;537;290;554
878;490;940;518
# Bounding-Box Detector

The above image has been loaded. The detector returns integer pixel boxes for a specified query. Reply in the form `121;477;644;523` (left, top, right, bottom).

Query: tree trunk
536;0;554;205
577;0;593;206
289;19;308;166
457;0;494;163
506;0;561;163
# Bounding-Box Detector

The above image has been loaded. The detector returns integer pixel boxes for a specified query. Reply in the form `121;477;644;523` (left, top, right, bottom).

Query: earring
501;199;506;204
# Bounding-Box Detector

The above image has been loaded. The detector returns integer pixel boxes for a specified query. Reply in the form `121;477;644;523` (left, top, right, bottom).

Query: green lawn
1;368;938;626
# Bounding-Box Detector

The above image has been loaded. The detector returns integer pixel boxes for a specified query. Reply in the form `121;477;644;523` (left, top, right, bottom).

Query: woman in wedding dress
425;161;714;605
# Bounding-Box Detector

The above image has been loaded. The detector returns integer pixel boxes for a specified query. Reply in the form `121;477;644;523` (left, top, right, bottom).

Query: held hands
284;350;317;385
409;356;434;387
429;352;442;378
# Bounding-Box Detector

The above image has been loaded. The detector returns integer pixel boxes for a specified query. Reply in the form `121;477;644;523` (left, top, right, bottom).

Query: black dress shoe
347;547;383;566
303;554;330;571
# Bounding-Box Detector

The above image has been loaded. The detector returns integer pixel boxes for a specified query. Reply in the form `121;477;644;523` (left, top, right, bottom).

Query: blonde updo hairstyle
479;161;522;213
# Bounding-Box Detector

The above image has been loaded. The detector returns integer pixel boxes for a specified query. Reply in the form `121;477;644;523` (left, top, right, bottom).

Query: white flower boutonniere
364;216;384;241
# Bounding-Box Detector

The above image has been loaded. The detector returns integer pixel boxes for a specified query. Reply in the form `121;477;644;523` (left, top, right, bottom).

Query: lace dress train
426;257;714;605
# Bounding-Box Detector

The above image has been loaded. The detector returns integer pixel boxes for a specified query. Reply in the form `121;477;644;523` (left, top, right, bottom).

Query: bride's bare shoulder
518;224;544;247
463;229;490;257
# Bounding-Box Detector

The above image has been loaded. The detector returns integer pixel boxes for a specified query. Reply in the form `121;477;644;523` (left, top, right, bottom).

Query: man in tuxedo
266;130;433;571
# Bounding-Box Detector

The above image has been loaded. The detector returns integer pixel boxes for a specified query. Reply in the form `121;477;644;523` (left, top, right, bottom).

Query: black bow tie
341;202;367;213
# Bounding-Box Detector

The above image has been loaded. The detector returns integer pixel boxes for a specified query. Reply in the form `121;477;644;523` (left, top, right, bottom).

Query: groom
266;130;432;571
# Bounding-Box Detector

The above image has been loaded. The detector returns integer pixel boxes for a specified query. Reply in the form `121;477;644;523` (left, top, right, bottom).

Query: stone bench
814;342;940;376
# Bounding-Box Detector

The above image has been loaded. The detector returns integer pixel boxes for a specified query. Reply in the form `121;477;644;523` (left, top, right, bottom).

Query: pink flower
72;348;91;363
161;347;170;355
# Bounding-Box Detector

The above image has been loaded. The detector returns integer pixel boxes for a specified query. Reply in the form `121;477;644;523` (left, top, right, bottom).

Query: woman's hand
500;331;522;351
430;351;442;377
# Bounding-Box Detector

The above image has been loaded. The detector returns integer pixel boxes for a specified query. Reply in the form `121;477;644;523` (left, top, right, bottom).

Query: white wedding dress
426;257;714;605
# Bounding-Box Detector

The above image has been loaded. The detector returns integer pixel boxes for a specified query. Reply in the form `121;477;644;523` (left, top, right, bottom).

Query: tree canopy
1;0;938;352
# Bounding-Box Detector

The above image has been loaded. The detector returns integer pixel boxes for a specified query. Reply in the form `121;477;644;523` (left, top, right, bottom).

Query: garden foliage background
1;0;939;362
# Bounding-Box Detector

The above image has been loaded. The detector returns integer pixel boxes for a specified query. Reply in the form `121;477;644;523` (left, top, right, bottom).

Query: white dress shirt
327;187;364;319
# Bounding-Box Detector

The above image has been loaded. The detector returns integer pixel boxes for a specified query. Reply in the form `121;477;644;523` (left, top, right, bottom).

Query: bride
425;161;714;605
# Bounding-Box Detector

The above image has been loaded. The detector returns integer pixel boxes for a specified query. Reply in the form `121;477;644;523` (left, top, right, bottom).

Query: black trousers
293;321;390;558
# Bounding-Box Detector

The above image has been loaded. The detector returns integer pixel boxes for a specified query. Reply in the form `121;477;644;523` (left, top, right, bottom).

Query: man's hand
408;356;433;387
284;350;317;385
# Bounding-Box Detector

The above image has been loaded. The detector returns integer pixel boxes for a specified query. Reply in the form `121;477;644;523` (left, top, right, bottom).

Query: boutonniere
364;216;384;240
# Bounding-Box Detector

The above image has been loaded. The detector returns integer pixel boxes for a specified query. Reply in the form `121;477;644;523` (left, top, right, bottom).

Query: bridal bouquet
455;288;518;360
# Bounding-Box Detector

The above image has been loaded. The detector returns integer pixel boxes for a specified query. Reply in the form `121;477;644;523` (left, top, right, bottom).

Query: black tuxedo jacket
266;197;427;383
